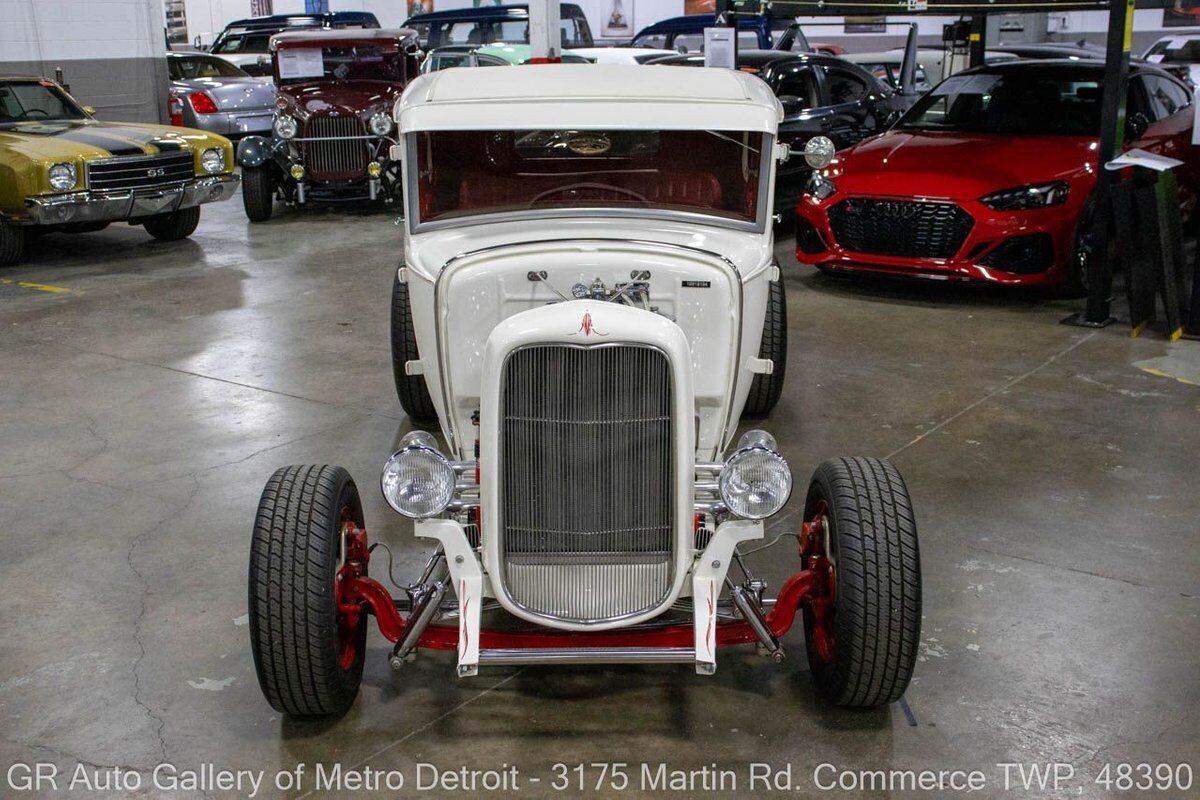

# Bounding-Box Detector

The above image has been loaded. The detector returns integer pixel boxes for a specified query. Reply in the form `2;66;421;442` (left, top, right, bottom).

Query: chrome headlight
981;181;1069;211
273;114;297;140
718;430;792;520
803;136;836;170
48;162;77;191
368;111;393;137
381;431;455;519
200;148;225;174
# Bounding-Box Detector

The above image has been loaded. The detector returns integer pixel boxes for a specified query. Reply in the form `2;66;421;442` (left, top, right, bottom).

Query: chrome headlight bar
695;430;793;520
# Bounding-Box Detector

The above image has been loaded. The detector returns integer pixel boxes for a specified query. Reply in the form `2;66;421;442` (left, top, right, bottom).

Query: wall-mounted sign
703;28;735;69
603;0;633;38
250;0;273;16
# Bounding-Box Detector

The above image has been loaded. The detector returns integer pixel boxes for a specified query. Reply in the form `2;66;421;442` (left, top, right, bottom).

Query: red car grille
828;198;974;259
302;114;368;182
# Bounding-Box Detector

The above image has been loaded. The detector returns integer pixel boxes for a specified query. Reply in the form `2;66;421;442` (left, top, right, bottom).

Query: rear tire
802;457;921;708
248;465;367;718
143;207;201;241
742;278;787;417
242;165;275;223
0;218;25;266
391;271;437;424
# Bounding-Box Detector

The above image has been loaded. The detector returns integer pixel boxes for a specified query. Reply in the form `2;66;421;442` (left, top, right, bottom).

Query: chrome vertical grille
499;344;675;624
302;114;368;181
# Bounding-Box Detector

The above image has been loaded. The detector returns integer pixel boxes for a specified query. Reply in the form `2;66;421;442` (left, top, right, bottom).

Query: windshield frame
0;80;88;126
404;129;774;236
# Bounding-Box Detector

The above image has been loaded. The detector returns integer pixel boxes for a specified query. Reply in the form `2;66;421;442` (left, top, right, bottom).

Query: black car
650;51;906;209
208;12;382;75
403;4;593;51
995;42;1107;61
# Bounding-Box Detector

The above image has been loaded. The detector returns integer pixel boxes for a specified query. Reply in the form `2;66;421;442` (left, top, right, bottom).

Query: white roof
395;64;782;134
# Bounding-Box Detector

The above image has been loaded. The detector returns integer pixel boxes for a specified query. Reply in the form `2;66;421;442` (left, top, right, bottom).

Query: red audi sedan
795;61;1198;291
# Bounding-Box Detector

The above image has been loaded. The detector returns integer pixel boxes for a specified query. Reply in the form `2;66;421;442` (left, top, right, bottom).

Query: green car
420;44;592;73
0;76;238;267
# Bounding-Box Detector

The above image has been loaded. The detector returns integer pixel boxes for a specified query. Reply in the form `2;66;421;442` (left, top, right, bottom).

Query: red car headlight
980;181;1070;211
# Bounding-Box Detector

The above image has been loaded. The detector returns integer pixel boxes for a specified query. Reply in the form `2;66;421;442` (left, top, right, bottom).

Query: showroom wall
0;0;170;123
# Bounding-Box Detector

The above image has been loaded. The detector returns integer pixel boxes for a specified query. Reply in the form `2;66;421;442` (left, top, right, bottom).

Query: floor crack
126;473;203;764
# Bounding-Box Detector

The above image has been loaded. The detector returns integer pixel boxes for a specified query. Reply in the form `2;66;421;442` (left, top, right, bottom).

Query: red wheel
249;465;368;718
800;458;921;708
800;499;837;664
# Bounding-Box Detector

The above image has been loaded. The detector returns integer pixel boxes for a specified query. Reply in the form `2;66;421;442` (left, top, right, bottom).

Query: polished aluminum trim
478;647;695;665
496;342;676;626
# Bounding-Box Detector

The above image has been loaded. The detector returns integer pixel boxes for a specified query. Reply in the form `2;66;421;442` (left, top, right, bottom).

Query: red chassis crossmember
334;515;835;656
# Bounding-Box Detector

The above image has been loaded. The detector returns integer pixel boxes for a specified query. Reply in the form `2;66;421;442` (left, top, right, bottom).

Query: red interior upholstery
457;170;723;211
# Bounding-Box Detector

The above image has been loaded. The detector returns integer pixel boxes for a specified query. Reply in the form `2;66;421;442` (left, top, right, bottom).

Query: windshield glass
212;32;274;54
427;17;589;48
898;70;1101;135
276;45;403;84
413;129;764;226
170;55;248;79
0;81;86;124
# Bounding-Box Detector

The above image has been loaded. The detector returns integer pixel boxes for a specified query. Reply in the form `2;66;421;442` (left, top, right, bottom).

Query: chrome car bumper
186;110;274;138
20;175;239;226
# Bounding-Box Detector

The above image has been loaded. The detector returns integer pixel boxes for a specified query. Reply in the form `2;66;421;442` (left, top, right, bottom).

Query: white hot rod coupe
249;65;921;718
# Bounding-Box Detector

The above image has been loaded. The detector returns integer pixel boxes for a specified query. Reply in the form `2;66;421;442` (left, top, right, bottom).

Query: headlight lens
718;433;792;520
48;162;77;191
368;111;393;137
200;148;225;174
381;434;455;519
806;173;837;202
981;181;1070;211
273;114;297;140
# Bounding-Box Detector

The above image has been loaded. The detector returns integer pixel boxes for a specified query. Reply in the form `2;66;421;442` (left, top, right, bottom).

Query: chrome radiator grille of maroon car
86;152;195;193
302;115;368;181
828;198;974;259
499;344;675;624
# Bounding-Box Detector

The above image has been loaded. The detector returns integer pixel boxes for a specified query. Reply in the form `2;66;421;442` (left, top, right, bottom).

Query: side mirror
1127;112;1150;141
778;95;804;116
801;135;836;170
193;35;202;49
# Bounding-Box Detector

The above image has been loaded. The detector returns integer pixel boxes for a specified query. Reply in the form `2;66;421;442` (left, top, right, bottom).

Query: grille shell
498;343;676;625
828;198;974;259
302;114;369;182
86;152;195;193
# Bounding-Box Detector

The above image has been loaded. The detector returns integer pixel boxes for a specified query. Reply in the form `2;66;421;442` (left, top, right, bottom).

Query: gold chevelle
0;76;239;266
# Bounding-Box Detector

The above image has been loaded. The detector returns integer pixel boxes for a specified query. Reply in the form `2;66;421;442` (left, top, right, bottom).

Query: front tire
742;278;788;417
391;271;437;424
143;207;201;241
248;465;367;718
801;457;921;708
242;165;275;223
0;218;25;266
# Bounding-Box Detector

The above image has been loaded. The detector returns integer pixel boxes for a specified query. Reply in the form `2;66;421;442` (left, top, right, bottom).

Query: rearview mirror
1126;112;1150;141
802;136;836;170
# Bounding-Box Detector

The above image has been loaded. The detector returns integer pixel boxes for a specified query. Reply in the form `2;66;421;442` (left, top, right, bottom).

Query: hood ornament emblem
572;311;607;337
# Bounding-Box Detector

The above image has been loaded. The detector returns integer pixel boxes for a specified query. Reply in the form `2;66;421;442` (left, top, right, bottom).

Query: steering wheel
527;182;651;208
